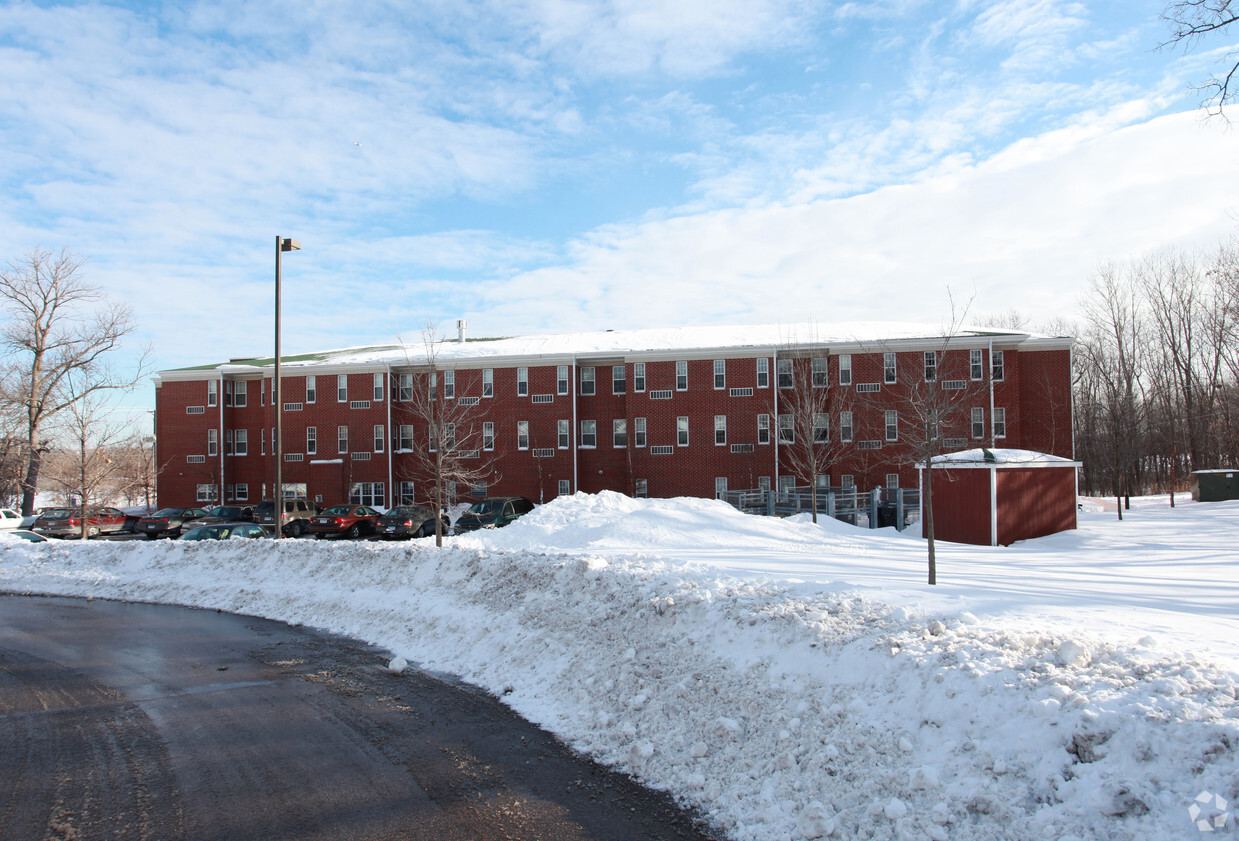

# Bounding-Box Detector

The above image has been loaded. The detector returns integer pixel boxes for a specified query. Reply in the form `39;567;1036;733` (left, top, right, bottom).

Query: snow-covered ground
2;492;1236;841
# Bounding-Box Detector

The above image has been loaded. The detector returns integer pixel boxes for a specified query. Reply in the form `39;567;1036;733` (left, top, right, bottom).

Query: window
260;378;265;407
779;475;797;494
207;380;218;407
398;425;414;450
331;375;344;402
676;361;688;391
581;420;596;448
554;419;569;449
813;413;829;443
398;482;416;505
812;358;829;388
261;428;266;455
970;349;984;380
518;420;530;450
580;367;595;395
924;351;937;382
841;475;855;489
884;353;897;384
993;407;1007;438
337;426;349;454
225;429;233;454
306;375;316;403
306;426;317;455
231;429;246;455
612;365;625;394
398;373;413;401
444;370;455;399
558;479;571;496
235;483;249;501
233;380;248;407
207;429;218;456
972;407;985;439
715;477;728;498
778;414;794;443
483;422;495;451
885;410;899;441
992;350;1005;381
374;424;384;453
225;380;233;407
757;414;770;445
429;372;437;401
714;360;726;390
444;423;456;449
677;416;689;446
777;358;793;388
196;484;216;502
634;478;648;498
613;419;627;447
714;415;727;445
838;354;852;386
757;358;769;389
840;411;854;442
373;373;384;401
518;367;529;396
634;417;647;447
557;366;569;395
634;363;646;392
483;369;494;398
350;482;385;507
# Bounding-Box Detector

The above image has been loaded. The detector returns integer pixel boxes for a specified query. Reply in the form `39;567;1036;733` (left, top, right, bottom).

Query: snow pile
2;493;1237;840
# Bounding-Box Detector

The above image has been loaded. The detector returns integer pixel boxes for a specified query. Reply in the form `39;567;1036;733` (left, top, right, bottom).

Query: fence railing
719;485;921;531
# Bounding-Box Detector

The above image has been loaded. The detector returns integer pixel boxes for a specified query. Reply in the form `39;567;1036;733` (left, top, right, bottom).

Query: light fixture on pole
274;236;301;539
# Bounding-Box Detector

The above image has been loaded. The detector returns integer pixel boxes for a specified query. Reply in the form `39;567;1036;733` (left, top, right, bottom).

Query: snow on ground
2;492;1237;840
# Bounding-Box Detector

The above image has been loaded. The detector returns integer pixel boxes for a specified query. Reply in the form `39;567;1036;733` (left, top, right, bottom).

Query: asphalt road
0;594;718;841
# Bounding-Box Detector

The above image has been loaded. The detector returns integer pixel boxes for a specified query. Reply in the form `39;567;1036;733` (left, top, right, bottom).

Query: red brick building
152;323;1074;509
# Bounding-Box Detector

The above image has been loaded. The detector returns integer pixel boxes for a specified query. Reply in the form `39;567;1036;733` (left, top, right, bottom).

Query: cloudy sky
2;0;1238;422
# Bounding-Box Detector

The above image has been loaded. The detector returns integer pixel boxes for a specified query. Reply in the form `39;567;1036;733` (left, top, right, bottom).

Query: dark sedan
182;505;255;530
135;507;212;539
453;497;535;533
376;506;449;540
307;505;383;539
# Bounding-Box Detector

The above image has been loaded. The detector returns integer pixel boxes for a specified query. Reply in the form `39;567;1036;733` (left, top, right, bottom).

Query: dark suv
255;498;319;537
453;497;534;533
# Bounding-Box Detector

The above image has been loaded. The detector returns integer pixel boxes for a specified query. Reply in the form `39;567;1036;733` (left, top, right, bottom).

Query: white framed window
558;479;571;496
398;482;416;504
207;428;218;457
369;372;381;401
374;424;384;453
924;351;937;382
261;428;266;455
777;358;793;389
972;407;985;439
634;478;648;498
812;357;829;388
778;414;794;443
884;353;897;384
234;380;248;407
235;483;249;501
813;413;829;443
779;475;797;494
838;354;852;386
306;375;316;403
993;407;1007;438
970;349;984;380
518;420;530;450
483;369;494;398
757;414;770;445
634;417;647;447
429;372;437;400
399;424;414;450
634;363;646;392
338;425;349;454
580;420;597;448
558;419;570;449
757;476;771;493
444;370;455;399
886;473;900;490
677;416;689;446
580;367;595;395
335;375;346;402
444;423;456;448
714;360;726;390
756;358;769;389
676;361;688;391
207;380;218;407
840;411;854;442
714;415;726;445
350;482;385;508
885;409;898;441
613;365;625;395
260;379;266;406
196;484;216;502
613;419;627;447
841;474;855;489
715;477;728;498
306;426;317;455
225;428;233;454
518;367;529;396
398;372;413;401
992;350;1005;382
234;429;248;456
483;422;495;451
557;366;569;395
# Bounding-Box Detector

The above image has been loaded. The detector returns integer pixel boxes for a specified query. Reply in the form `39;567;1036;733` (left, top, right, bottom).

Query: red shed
916;449;1081;546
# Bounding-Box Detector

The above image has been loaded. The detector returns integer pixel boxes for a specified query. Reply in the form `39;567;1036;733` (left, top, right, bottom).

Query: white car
0;508;22;530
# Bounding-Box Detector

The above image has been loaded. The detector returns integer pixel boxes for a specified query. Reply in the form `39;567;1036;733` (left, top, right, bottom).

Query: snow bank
2;492;1237;840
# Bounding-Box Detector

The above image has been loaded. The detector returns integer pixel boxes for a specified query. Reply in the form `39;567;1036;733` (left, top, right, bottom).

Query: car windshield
387;507;423;518
152;508;182;517
40;509;72;519
322;506;351;516
210;507;243;518
469;500;504;516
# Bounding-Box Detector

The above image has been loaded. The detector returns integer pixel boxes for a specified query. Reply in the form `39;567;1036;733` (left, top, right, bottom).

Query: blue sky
2;0;1238;427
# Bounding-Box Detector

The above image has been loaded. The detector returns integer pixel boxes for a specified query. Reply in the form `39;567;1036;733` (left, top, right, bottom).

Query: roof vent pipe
457;319;467;344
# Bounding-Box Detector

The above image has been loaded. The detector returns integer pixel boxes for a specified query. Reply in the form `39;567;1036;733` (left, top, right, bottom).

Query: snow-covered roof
159;320;1073;378
923;448;1081;468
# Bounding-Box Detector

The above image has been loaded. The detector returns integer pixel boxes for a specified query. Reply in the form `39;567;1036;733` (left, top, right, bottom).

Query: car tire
347;524;361;539
288;521;303;538
87;527;99;539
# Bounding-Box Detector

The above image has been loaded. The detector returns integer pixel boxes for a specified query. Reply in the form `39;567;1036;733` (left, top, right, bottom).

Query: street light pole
274;236;301;539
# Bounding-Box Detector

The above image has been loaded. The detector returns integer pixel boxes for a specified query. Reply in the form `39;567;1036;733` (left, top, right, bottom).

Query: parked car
135;507;212;539
255;498;319;537
0;508;23;530
179;523;271;541
3;529;49;542
182;505;255;530
452;497;535;533
31;506;133;539
376;506;449;540
19;508;44;529
307;505;383;539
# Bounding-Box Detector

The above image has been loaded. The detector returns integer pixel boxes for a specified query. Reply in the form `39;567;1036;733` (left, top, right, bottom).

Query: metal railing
719;485;921;531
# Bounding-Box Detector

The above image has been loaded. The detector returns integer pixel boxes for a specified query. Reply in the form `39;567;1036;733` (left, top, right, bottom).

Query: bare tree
391;324;499;546
1162;0;1239;117
0;247;149;516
